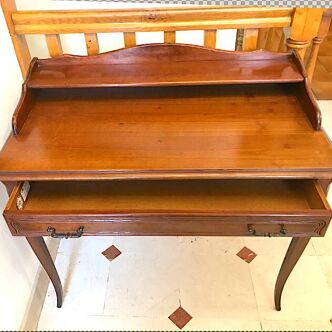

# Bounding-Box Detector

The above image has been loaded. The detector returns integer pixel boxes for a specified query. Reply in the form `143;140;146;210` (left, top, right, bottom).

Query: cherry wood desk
0;44;331;311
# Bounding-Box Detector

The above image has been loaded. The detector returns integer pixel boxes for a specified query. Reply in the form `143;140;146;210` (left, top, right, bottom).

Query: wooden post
0;0;31;77
306;9;332;81
287;8;324;61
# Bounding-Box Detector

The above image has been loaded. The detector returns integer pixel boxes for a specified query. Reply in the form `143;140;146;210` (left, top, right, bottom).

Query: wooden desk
0;44;331;311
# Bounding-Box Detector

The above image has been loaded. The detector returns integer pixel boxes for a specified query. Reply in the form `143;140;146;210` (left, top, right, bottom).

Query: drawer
3;179;331;238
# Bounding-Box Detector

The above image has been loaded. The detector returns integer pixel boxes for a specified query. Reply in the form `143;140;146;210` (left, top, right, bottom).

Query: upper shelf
27;44;304;88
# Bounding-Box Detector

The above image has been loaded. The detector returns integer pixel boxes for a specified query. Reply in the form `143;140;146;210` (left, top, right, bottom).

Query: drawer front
3;180;331;238
7;214;330;237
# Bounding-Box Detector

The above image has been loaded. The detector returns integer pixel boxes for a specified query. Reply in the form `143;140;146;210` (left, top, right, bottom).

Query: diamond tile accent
102;245;122;262
236;246;257;263
168;306;192;329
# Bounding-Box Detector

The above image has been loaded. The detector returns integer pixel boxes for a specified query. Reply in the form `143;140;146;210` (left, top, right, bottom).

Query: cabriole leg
26;237;63;308
274;237;310;311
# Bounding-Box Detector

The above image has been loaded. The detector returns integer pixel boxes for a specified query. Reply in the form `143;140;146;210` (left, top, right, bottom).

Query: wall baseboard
20;238;61;331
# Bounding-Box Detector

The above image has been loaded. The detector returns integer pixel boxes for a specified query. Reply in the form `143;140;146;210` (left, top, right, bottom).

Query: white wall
0;9;39;331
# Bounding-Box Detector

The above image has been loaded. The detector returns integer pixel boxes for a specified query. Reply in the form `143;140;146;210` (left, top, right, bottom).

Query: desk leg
26;237;63;308
274;237;310;311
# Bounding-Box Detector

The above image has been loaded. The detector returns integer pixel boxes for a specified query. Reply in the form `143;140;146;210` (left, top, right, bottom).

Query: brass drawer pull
248;224;287;237
47;226;84;239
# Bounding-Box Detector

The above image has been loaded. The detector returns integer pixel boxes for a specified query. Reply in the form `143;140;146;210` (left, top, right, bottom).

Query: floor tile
312;82;332;100
38;314;175;331
177;236;245;255
103;249;182;317
41;237;111;316
244;236;316;257
318;56;332;74
113;236;244;256
236;246;257;263
318;255;332;291
318;35;332;56
312;26;332;100
102;245;122;262
250;254;332;321
183;318;262;331
168;306;192;329
313;59;332;82
261;319;332;331
180;254;259;320
104;238;258;321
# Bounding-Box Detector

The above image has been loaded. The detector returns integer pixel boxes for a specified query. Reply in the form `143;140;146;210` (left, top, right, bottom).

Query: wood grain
26;45;305;89
0;83;331;180
45;34;63;57
0;0;31;76
243;28;259;51
12;7;293;34
164;31;176;44
4;180;330;237
274;237;311;310
124;32;136;48
204;29;217;48
287;8;324;60
84;32;99;55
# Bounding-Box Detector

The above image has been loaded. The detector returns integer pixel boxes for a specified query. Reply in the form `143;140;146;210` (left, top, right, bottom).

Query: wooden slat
12;7;294;34
84;33;99;55
265;27;284;52
0;0;31;77
204;29;217;48
45;34;63;57
243;28;259;51
257;28;269;49
124;32;136;48
164;31;176;44
235;29;244;50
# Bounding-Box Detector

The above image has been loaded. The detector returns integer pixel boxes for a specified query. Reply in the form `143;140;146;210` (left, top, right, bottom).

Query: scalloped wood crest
37;43;293;66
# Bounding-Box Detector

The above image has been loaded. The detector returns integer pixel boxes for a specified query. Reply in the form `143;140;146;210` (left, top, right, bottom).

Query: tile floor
37;101;332;331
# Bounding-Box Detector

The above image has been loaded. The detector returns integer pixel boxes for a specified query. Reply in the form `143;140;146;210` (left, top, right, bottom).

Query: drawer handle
247;224;287;237
47;226;84;239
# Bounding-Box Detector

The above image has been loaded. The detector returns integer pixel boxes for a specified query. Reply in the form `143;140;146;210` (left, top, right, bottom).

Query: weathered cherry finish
0;45;331;311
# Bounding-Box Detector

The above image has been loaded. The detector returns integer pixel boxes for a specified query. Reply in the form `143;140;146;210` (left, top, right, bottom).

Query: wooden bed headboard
1;1;331;81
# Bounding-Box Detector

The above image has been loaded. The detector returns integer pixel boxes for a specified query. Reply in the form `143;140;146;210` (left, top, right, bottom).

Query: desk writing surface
0;84;331;180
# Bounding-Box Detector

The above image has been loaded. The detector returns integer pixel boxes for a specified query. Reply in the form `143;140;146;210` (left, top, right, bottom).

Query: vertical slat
45;34;63;57
204;29;217;48
124;32;136;48
235;29;244;51
84;33;100;55
0;0;31;77
265;28;284;52
164;31;176;44
243;28;259;51
257;28;269;49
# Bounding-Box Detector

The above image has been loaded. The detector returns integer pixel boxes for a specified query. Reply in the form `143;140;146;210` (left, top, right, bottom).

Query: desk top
0;44;331;181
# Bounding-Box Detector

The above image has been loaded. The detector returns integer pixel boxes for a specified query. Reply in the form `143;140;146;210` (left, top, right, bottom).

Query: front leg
26;237;63;308
274;237;310;311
